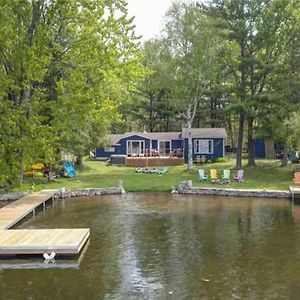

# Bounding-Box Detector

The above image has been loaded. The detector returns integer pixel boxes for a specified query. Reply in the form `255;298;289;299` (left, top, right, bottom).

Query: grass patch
16;158;298;193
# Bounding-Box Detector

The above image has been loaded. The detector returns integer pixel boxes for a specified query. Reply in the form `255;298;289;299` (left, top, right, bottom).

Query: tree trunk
187;118;193;170
225;115;235;150
76;155;83;169
149;93;154;132
187;105;193;171
236;3;247;170
247;116;256;166
236;113;245;170
281;144;289;166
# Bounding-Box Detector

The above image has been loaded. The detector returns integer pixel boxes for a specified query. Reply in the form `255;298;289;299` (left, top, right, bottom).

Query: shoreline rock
176;181;291;199
0;192;28;201
59;186;125;198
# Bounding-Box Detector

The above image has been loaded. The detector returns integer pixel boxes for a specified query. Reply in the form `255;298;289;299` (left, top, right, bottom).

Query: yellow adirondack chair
210;169;218;181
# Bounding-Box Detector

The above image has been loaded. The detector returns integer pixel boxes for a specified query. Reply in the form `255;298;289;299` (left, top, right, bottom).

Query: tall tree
206;0;300;169
164;2;217;170
0;0;144;187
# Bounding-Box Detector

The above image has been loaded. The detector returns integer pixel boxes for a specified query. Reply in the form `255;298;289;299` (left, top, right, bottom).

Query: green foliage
0;0;145;188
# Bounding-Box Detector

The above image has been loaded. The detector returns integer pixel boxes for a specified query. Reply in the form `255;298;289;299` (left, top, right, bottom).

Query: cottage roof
107;128;226;145
142;132;181;140
108;134;124;145
181;128;227;139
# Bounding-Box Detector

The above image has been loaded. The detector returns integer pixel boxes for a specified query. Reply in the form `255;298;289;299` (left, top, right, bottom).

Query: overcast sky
127;0;174;41
127;1;205;41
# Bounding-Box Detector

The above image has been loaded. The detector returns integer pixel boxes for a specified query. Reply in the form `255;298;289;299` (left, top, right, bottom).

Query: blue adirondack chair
198;169;208;181
63;161;78;177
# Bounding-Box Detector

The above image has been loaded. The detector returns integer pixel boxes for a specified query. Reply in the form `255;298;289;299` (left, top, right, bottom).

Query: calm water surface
1;193;300;299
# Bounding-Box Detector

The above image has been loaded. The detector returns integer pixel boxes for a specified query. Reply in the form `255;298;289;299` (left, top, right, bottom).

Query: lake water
1;193;300;299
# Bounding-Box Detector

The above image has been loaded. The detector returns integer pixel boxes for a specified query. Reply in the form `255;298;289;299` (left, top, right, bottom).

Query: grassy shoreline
14;158;298;193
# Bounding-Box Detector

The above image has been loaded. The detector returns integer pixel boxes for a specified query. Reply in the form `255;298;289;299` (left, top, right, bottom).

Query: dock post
33;208;36;216
43;201;46;211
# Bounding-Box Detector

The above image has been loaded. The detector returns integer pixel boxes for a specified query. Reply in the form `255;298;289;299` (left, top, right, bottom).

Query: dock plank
0;229;90;254
0;190;58;229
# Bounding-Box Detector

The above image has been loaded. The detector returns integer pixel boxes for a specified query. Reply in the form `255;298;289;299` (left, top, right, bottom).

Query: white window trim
194;139;214;154
126;140;145;155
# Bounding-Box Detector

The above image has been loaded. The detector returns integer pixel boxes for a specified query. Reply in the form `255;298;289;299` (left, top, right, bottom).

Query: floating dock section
0;190;90;257
0;228;90;255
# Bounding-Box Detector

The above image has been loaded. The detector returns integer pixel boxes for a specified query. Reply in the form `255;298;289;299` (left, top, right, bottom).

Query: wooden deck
0;190;90;257
0;229;90;255
0;190;58;229
125;157;184;167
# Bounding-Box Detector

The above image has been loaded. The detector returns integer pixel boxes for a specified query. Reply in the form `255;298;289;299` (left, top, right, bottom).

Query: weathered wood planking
0;190;58;229
0;190;90;257
0;229;90;255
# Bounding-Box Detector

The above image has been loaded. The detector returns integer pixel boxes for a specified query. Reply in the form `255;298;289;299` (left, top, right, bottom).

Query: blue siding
254;139;265;158
184;138;225;161
172;139;183;150
96;148;115;158
152;140;158;149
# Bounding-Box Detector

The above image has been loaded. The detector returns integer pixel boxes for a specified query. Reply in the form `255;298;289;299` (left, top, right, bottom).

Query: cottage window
194;139;213;154
127;140;145;155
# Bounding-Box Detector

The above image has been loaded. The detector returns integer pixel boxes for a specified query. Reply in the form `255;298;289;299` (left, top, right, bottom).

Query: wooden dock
0;190;90;257
0;190;58;229
0;229;90;255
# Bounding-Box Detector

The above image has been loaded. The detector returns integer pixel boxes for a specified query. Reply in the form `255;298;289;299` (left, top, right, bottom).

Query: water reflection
0;193;300;299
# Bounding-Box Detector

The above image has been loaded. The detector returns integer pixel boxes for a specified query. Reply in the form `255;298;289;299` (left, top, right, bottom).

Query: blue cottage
96;128;227;163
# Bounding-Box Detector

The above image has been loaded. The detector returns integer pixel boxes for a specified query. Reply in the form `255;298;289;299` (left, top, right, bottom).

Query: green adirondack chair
198;169;208;181
157;168;168;174
222;169;231;183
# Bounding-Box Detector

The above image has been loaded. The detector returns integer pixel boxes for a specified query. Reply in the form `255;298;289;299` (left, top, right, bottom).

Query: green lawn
17;158;299;193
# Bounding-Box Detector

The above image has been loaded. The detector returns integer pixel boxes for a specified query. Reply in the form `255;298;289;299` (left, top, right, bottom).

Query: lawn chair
135;167;143;173
210;169;218;182
222;169;230;183
198;169;208;181
234;170;244;182
294;172;300;186
157;168;168;174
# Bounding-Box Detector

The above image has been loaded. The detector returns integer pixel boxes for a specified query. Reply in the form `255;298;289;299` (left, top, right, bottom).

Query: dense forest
0;0;300;188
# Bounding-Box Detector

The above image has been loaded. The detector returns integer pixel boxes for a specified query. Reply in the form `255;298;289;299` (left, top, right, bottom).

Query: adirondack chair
234;170;244;182
222;169;231;183
210;169;218;181
198;169;208;181
135;167;143;173
157;168;168;174
294;172;300;186
63;161;77;177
